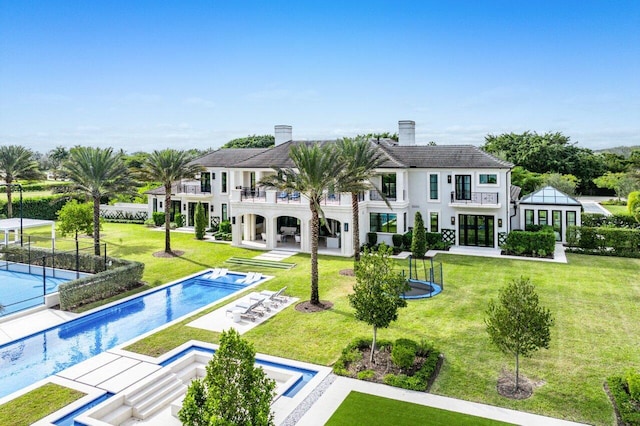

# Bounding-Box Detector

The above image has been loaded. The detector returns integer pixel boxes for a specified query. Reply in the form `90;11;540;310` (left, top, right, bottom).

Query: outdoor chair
260;286;288;306
225;300;263;322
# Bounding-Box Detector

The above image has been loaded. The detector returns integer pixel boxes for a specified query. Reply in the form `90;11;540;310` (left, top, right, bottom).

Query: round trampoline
402;278;442;299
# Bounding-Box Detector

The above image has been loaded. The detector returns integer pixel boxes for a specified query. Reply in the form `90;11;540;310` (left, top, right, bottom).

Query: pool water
0;272;251;399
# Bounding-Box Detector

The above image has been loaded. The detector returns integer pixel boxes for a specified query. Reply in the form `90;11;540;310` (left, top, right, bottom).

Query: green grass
603;204;629;215
18;223;640;425
325;391;512;425
0;190;54;201
0;383;84;426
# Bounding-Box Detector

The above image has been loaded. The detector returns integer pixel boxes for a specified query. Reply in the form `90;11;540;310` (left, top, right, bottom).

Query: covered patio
0;218;55;247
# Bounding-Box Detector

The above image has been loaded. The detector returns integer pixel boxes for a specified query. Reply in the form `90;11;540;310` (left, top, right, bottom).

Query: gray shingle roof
382;144;513;168
190;148;268;167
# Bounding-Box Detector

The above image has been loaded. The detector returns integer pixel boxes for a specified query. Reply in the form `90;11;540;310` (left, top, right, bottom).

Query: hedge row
0;182;72;193
333;337;441;392
0;195;72;220
501;229;556;258
0;246;116;273
566;226;640;257
100;209;148;224
58;260;144;310
606;375;640;425
582;213;640;229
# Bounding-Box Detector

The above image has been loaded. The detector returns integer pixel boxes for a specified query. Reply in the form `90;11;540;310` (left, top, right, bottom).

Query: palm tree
260;142;344;306
63;147;135;255
141;149;203;254
335;137;389;262
0;145;43;218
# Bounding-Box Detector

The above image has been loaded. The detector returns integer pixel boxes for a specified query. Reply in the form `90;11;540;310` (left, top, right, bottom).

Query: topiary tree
411;212;427;259
349;243;409;363
57;200;94;240
628;191;640;223
194;202;206;240
179;328;276;426
485;277;554;391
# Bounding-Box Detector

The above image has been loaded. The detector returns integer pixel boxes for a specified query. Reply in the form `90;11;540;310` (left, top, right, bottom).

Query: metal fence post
42;256;46;296
76;239;80;279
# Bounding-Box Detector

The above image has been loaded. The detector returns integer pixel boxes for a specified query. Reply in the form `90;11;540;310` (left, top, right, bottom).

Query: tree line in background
482;131;640;197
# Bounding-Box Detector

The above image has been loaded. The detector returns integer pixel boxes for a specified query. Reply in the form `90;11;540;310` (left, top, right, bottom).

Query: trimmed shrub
629;191;640;222
411;212;427;258
607;375;640;425
425;232;442;249
58;260;144;310
566;225;640;257
628;370;640;401
367;232;377;246
502;229;555;257
0;195;70;220
392;234;403;248
219;220;232;233
175;213;185;228
334;337;441;392
582;212;640;229
152;211;165;226
357;370;375;380
402;231;413;249
194;203;206;240
391;338;418;370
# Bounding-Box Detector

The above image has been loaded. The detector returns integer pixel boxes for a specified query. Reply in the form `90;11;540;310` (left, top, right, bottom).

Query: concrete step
125;373;177;406
135;385;187;420
100;403;132;425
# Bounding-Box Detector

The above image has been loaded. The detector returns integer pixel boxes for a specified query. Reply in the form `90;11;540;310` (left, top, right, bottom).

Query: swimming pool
0;263;89;316
0;271;256;399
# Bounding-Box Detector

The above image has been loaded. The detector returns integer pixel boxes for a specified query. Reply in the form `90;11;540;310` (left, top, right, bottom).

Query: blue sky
1;1;638;153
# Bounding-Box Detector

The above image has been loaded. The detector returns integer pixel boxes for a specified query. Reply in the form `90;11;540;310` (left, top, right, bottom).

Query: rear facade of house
146;120;515;256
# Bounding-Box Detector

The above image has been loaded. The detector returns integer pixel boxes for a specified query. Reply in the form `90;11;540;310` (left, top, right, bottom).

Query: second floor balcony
450;191;500;207
174;183;210;196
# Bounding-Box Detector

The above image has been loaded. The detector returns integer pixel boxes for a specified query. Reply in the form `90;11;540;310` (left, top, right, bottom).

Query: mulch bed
345;345;428;383
295;300;334;313
339;269;355;276
152;250;185;258
496;369;544;399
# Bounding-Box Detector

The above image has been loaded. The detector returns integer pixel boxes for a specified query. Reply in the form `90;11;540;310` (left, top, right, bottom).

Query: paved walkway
254;250;296;261
0;308;78;345
428;242;568;263
297;376;587;425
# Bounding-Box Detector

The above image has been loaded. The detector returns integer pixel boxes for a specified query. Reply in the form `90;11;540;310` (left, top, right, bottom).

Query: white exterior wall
516;204;581;243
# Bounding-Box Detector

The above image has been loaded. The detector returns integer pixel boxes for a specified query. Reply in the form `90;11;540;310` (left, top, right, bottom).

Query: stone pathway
254;250;296;261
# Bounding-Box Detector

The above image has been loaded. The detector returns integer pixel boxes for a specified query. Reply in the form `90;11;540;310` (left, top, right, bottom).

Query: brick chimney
398;120;415;145
275;125;292;145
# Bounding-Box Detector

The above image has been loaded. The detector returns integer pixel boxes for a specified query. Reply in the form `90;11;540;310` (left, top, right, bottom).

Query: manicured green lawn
21;223;640;425
0;383;84;426
325;391;512;425
603;204;629;215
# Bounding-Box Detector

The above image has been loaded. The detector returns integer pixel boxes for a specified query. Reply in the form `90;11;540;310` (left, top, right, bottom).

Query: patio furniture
260;286;288;306
225;300;262;322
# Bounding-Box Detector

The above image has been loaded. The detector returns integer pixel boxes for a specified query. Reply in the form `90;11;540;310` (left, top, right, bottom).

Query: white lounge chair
225;300;262;322
237;272;256;284
260;286;288;306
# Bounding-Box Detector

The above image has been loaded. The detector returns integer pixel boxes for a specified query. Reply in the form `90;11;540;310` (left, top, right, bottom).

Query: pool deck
0;307;79;345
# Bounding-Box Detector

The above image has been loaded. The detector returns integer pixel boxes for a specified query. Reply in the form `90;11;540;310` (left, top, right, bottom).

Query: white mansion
146;120;580;256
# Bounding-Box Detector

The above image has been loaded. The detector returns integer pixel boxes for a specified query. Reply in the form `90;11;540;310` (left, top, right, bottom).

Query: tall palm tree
260;142;344;306
335;137;389;262
63;147;135;255
0;145;43;218
141;149;203;254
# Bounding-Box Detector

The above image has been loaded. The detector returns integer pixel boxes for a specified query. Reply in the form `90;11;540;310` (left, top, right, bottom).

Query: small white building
513;186;582;243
